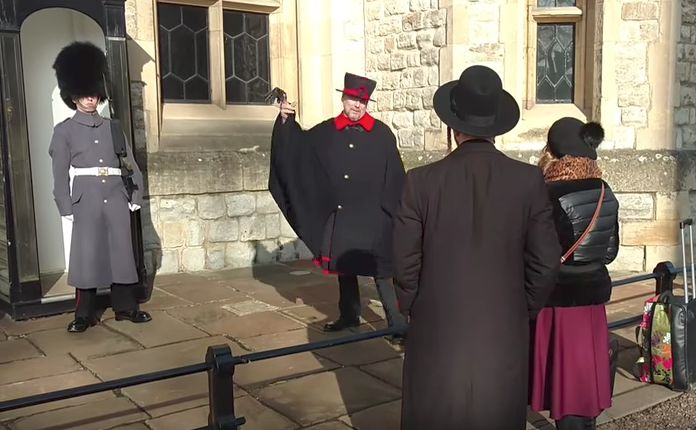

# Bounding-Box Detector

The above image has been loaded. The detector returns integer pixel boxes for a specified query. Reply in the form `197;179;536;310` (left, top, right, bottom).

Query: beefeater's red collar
334;112;375;132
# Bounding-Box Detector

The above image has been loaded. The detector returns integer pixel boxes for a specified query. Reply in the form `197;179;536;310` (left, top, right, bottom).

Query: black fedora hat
433;65;520;137
336;72;376;102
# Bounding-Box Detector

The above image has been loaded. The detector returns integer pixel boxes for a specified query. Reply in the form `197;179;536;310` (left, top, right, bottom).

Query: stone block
406;90;423;109
616;193;654;220
681;85;696;106
406;51;421;67
612;126;636;149
391;52;407;70
158;249;179;273
416;31;433;48
430;110;441;127
621;220;679;246
367;37;384;54
412;68;427;87
655;192;689;220
691;64;696;82
403;12;426;31
646;245;683;270
397;32;417;49
206;244;226;270
618;83;650;107
197;195;225;219
392;111;413;129
226;193;256;216
278;238;299;262
428;67;439;85
399;69;415;88
385;0;409;15
162;222;186;247
433;26;446;47
621;107;648;126
240;215;266;241
425;128;445;151
607;246;645;272
675;107;692;125
621;3;658;20
381;71;400;90
146;152;243;195
422;87;436;109
414;110;431;127
375;91;394;111
409;0;431;11
256;191;279;214
424;9;446;27
209;219;239;242
225;242;256;268
256;240;280;264
265;214;281;238
398;128;425;149
159;197;196;222
621;21;659;42
182;247;205;272
685;44;696;62
365;2;383;21
242;154;270;191
420;47;439;66
384;35;397;52
296;240;314;259
186;221;204;246
280;216;297;237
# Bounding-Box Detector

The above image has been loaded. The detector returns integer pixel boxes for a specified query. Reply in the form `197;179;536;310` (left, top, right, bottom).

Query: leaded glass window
223;11;271;104
537;0;576;6
536;24;575;103
157;3;211;102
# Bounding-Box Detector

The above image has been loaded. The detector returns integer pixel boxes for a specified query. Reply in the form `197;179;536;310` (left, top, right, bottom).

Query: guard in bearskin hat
269;73;406;342
50;41;151;333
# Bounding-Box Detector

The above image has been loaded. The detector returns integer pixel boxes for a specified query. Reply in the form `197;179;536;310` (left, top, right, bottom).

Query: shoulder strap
561;182;606;264
110;119;127;157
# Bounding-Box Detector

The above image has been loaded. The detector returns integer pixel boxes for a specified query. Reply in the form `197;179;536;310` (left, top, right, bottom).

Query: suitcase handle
680;218;693;228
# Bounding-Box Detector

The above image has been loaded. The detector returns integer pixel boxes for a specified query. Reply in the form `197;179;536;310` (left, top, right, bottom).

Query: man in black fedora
269;72;407;341
393;65;560;429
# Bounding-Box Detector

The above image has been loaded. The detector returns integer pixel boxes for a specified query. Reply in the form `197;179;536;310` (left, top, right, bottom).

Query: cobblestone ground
599;391;696;430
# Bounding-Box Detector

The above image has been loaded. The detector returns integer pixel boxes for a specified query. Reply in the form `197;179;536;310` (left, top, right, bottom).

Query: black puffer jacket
545;178;619;307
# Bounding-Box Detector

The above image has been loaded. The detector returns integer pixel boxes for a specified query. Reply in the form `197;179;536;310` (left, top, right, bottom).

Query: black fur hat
547;117;604;160
52;42;108;110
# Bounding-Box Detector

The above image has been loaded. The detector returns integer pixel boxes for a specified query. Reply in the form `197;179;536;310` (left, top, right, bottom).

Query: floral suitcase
636;219;696;391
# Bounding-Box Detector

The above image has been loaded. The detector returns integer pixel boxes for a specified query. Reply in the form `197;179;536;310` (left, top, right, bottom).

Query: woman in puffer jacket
530;117;620;430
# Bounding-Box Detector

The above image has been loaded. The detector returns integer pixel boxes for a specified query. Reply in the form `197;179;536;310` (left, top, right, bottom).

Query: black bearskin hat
52;42;108;110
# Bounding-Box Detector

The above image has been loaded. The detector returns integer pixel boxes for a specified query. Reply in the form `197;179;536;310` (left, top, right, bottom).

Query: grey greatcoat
49;110;143;289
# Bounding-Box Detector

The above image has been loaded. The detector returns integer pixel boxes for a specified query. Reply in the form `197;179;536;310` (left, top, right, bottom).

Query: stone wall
137;151;309;275
365;0;446;150
676;0;696;149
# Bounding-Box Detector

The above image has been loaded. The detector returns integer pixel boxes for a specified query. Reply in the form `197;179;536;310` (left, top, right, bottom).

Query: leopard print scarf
543;155;602;183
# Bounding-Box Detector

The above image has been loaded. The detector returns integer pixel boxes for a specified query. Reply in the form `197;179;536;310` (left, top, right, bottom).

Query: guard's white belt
72;167;122;176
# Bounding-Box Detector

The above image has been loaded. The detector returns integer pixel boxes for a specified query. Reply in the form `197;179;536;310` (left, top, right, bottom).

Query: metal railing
0;261;685;429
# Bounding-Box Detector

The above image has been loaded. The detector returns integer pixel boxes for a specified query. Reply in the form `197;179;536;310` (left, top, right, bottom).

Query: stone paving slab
103;311;208;348
157;278;249;304
0;339;43;364
121;373;209;418
140;288;193;311
27;326;142;361
110;424;150;430
171;307;306;338
303;422;353;430
9;397;147;430
0;313;75;337
255;367;401;427
338;399;401;430
282;303;382;329
0;371;114;422
314;338;401;367
147;396;298;430
238;328;332;351
360;358;403;389
235;352;339;388
0;355;81;386
83;336;240;380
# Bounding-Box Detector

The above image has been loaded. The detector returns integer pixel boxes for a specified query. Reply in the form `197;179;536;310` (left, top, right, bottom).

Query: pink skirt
530;305;612;420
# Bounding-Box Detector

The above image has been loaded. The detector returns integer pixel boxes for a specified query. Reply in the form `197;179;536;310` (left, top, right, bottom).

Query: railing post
653;261;677;295
206;345;246;430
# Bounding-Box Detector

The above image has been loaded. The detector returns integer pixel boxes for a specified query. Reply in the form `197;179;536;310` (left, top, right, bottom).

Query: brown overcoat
393;141;561;430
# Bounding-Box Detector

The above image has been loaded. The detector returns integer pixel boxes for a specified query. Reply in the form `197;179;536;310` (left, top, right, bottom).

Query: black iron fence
0;261;685;429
